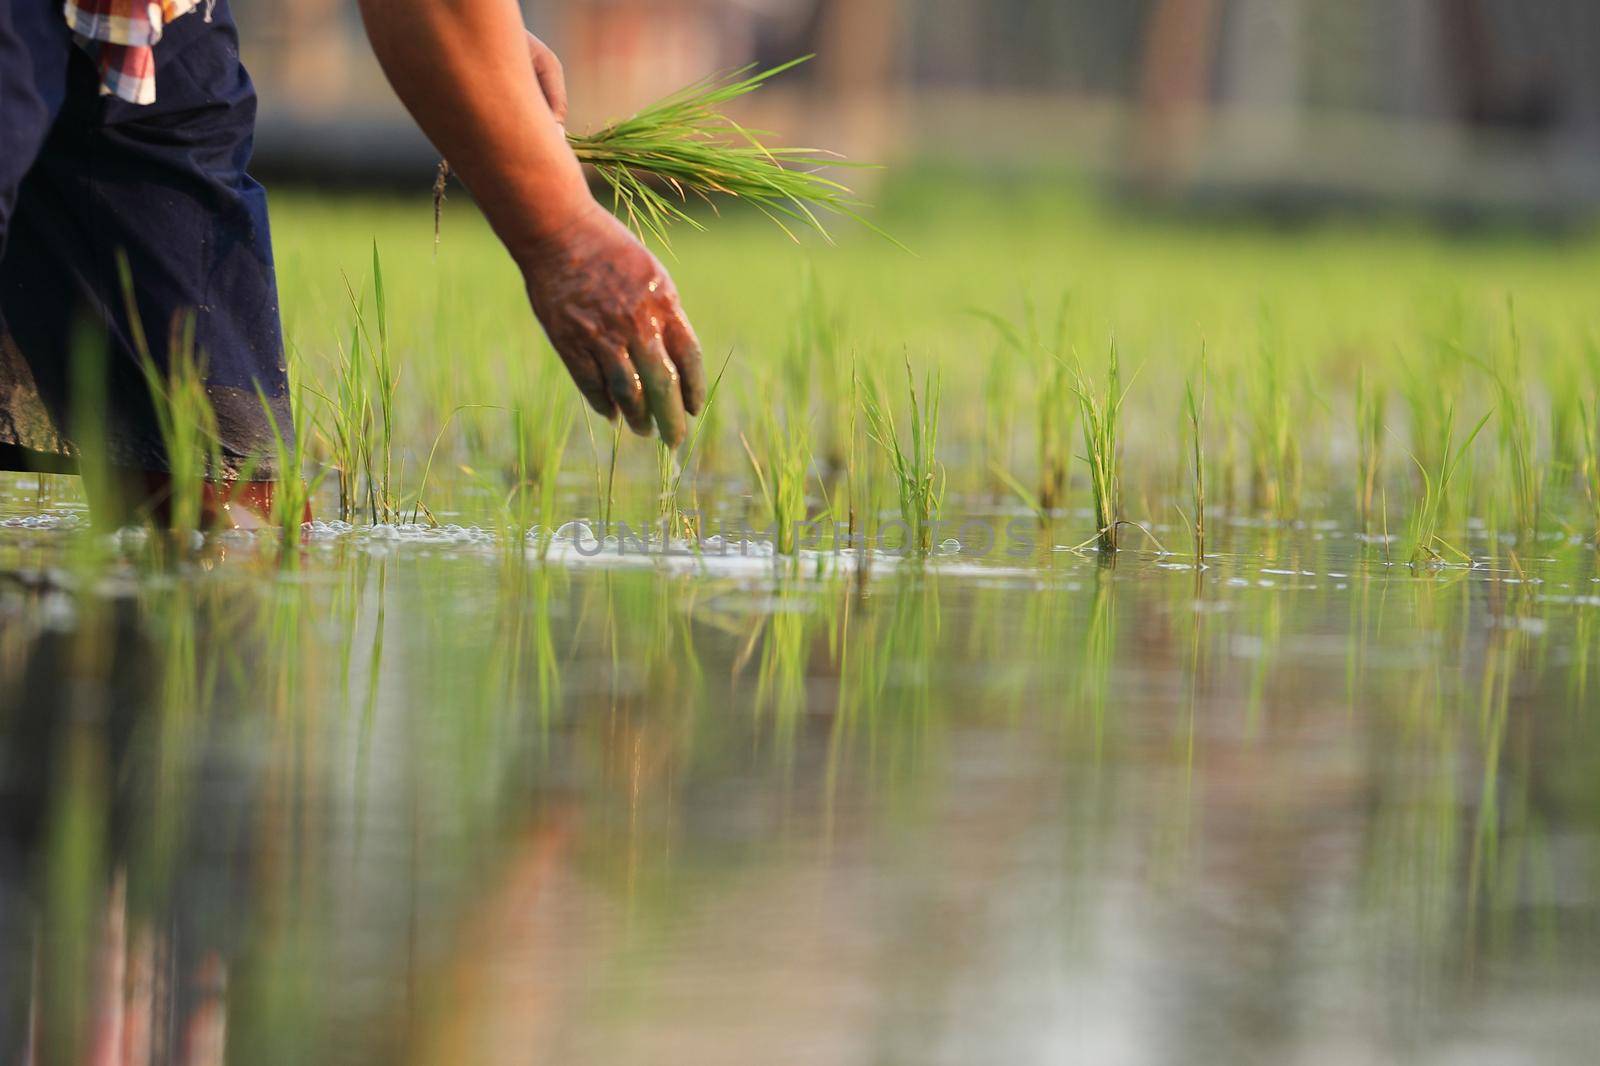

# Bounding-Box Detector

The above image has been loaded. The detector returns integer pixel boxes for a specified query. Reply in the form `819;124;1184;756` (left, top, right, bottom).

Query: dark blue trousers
0;0;290;477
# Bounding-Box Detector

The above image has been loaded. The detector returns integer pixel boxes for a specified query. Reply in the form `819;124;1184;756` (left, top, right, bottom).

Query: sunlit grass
230;176;1600;562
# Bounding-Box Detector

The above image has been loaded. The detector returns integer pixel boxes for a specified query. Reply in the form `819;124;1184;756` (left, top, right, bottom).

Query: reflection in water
0;524;1597;1063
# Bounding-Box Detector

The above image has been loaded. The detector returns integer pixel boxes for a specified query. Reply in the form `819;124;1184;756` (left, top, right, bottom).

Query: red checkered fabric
63;0;203;105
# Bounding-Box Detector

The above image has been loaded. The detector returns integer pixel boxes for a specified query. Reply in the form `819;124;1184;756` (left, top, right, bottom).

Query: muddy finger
632;335;687;449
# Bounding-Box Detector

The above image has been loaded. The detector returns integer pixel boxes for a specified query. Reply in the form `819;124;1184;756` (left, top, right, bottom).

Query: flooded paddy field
4;178;1600;1062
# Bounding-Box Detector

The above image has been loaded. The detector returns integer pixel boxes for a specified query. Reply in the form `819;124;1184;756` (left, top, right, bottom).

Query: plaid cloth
63;0;205;105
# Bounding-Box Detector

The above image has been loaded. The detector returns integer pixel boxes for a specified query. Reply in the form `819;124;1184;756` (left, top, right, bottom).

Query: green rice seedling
1482;303;1542;546
1399;310;1474;523
1209;360;1245;517
980;332;1016;484
1038;323;1075;513
1547;361;1583;513
660;351;733;542
312;249;400;525
345;244;401;524
254;368;326;555
407;402;497;526
844;358;864;542
843;355;887;583
1399;358;1450;493
1355;365;1387;533
314;317;372;524
860;357;944;556
437;58;877;250
66;323;118;552
580;412;624;538
1578;395;1600;545
467;346;579;548
741;398;813;557
656;441;682;540
116;255;224;534
514;400;575;554
794;268;852;475
1243;326;1300;520
1068;339;1127;554
974;297;1074;515
1404;404;1492;566
141;326;222;536
1183;350;1207;561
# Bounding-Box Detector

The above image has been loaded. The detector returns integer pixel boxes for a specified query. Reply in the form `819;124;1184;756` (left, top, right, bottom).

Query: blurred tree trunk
1436;0;1561;130
1133;0;1221;192
812;0;904;163
275;0;349;109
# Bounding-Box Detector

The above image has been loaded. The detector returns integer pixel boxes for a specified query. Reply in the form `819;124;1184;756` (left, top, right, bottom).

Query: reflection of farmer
0;0;705;526
0;594;242;1065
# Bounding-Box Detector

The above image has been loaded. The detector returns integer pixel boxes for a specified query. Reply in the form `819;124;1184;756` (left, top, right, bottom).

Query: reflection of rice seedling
860;358;943;556
1404;404;1492;566
438;58;879;250
755;589;812;748
1069;340;1127;554
1356;366;1386;533
1080;570;1116;754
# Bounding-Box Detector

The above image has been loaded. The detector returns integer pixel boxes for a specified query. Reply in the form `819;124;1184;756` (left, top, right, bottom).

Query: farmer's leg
0;0;72;246
0;0;80;475
0;0;299;523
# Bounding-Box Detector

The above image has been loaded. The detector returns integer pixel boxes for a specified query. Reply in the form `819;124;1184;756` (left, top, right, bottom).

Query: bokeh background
242;0;1600;220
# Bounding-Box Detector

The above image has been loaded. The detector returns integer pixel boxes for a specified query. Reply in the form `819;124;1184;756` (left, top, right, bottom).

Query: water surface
1;498;1596;1065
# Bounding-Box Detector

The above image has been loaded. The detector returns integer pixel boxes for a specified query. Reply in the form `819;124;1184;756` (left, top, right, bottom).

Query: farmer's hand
357;0;704;443
525;32;567;125
519;33;707;445
521;203;707;447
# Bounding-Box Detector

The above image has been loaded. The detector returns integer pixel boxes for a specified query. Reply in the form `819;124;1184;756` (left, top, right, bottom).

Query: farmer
0;0;705;525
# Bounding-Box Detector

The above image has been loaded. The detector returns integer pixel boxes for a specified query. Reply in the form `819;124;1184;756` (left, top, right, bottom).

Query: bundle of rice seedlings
437;57;883;248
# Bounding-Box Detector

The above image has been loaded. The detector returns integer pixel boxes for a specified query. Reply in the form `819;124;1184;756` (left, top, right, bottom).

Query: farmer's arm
356;0;705;446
